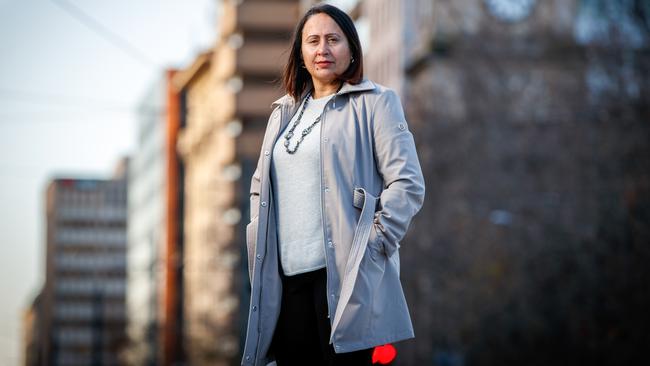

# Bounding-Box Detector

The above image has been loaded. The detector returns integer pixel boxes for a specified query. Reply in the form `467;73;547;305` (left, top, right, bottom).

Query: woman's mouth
316;61;333;67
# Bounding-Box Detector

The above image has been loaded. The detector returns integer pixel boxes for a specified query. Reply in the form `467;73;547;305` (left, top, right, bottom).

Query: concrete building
358;0;650;364
22;294;42;366
175;0;300;364
159;70;185;366
125;77;164;366
125;71;184;366
361;0;434;96
40;162;128;366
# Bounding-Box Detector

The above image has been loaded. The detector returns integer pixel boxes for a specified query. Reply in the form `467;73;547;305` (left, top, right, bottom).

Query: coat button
398;123;406;131
245;355;251;361
256;254;262;261
324;187;329;193
253;305;257;312
328;241;334;248
261;201;267;207
264;150;269;156
323;137;329;142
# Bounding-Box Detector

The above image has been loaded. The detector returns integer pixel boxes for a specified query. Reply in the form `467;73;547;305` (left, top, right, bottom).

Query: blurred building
125;71;184;366
40;162;128;366
361;0;433;96
357;0;650;365
22;293;42;366
174;0;300;364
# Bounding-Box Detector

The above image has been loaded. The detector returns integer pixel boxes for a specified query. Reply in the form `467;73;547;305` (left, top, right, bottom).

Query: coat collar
271;79;376;108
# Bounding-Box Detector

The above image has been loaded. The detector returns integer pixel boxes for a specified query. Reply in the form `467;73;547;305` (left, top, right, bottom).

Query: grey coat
242;79;425;366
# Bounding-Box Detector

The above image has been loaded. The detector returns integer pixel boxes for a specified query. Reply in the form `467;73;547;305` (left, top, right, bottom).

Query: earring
351;57;355;63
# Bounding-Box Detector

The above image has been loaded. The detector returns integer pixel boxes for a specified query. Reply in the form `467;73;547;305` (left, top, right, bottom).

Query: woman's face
301;13;352;88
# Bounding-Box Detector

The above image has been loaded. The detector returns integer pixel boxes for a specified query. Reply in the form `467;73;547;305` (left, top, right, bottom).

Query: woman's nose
316;41;329;55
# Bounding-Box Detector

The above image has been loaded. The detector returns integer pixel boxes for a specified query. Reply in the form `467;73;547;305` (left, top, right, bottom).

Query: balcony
55;228;127;247
236;84;285;118
55;302;126;321
55;253;126;272
56;279;126;297
238;1;299;32
237;40;290;76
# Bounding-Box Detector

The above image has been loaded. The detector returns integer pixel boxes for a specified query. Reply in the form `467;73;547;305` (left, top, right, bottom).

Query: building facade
361;0;434;96
359;0;650;364
22;294;42;366
40;163;128;366
125;76;166;366
125;70;184;366
175;0;300;364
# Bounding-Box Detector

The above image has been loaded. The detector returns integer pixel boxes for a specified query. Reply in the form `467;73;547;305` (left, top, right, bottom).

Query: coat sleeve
370;89;426;257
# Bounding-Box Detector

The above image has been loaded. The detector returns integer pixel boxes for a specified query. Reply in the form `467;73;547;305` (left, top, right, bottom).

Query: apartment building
125;79;164;366
175;1;300;364
40;162;128;365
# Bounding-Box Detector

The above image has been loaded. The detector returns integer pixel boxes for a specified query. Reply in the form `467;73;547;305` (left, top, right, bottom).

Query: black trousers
271;267;373;366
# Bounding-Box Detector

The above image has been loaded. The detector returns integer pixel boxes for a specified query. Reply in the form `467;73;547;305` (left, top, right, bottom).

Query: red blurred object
372;344;397;364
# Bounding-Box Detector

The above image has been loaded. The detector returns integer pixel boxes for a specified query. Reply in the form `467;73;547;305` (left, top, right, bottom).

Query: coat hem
332;329;415;354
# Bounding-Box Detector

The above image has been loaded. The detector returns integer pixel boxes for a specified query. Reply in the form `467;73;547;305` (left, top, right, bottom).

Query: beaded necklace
283;92;326;154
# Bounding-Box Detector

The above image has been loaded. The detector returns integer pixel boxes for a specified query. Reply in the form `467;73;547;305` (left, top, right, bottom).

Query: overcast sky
0;0;357;364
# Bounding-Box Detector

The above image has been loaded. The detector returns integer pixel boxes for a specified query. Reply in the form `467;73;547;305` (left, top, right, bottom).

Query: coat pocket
353;187;385;259
367;225;386;261
245;217;259;283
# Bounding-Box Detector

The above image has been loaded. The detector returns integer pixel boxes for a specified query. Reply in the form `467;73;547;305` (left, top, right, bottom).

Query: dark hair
282;4;364;101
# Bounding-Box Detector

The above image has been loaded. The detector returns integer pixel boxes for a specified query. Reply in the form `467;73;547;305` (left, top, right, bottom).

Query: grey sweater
270;94;333;276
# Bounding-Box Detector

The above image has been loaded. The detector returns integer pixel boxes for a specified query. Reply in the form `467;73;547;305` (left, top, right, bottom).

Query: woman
242;4;425;366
